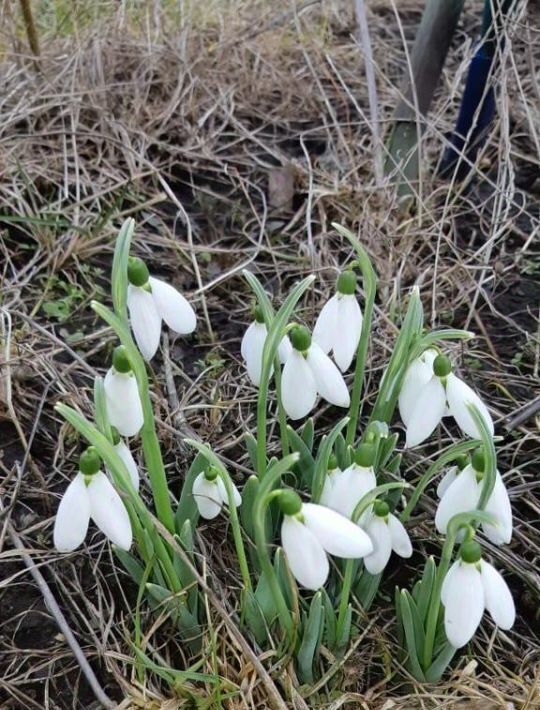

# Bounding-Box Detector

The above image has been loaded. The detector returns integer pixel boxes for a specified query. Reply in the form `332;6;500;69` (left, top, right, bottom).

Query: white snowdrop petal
104;369;144;438
388;514;413;558
127;284;162;360
114;441;140;492
435;465;479;535
306;343;350;408
53;473;90;552
405;377;447;448
192;473;223;519
437;466;459;499
446;373;494;439
398;350;438;425
326;465;376;519
443;562;485;648
333;295;362;372
277;335;293;364
216;476;242;508
482;472;513;545
87;472;132;550
281;516;329;590
241;322;268;386
281;351;317;420
313;294;339;354
441;560;461;606
363;516;392;574
480;561;515;630
149;277;196;335
302;503;373;558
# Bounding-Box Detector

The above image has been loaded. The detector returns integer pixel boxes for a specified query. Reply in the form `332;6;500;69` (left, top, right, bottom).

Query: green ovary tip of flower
460;539;482;564
336;270;357;295
204;466;219;482
471;448;485;474
373;500;389;518
112;345;132;374
278;489;303;516
253;304;265;323
354;443;375;468
79;446;101;476
433;354;452;378
127;256;150;287
290;325;311;353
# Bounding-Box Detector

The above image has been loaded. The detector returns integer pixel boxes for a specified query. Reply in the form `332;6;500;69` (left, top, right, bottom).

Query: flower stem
332;225;377;446
400;439;480;523
92;302;175;532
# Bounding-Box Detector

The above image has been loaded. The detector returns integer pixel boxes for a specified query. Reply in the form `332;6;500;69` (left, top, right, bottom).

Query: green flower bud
433;354;452;378
460;539;482;564
127;256;150;287
471;448;485;473
336;270;357;295
373;500;389;518
110;427;121;446
290;325;311;353
79;446;101;476
112;345;132;374
354;444;375;468
278;489;303;516
328;453;338;471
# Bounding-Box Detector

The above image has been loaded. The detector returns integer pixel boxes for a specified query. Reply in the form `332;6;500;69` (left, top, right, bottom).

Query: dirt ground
0;1;539;708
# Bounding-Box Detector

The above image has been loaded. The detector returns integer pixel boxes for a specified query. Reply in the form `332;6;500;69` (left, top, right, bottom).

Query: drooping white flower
435;451;512;545
104;346;144;438
361;501;413;574
279;492;373;590
441;541;515;648
281;326;350;420
126;256;196;361
313;271;363;372
399;352;494;448
54;448;132;552
240;307;292;386
323;445;377;519
192;468;242;520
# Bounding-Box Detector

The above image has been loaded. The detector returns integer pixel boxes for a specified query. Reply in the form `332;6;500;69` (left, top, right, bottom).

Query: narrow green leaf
354;569;383;611
416;556;436;622
300;418;314;452
297;592;324;684
244;432;259;472
111;217;135;321
425;642;457;682
402;590;426;657
242;589;269;646
321;589;337;650
114;548;146;585
399;590;425;681
287;425;315;488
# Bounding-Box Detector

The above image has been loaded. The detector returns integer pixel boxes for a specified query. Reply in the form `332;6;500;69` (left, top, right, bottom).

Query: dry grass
0;0;539;707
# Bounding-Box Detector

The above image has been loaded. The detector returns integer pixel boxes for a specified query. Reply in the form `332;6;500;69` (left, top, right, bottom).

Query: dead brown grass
0;0;539;708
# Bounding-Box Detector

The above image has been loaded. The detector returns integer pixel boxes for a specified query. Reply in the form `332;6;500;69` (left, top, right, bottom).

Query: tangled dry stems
0;0;538;707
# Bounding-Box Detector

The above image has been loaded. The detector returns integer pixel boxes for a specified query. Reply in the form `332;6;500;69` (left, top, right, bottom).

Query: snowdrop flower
361;501;413;574
279;491;373;590
281;325;350;420
240;306;292;386
104;346;144;438
319;454;341;507
54;447;132;552
442;540;515;648
127;256;196;361
109;428;140;492
324;445;377;519
313;271;363;372
435;450;512;545
192;467;242;520
399;353;494;448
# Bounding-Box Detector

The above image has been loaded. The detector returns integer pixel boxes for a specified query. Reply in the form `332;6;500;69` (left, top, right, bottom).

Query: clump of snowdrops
53;219;515;683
